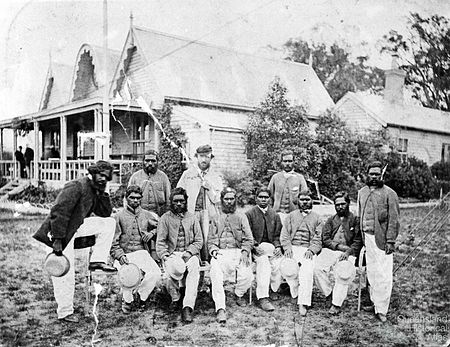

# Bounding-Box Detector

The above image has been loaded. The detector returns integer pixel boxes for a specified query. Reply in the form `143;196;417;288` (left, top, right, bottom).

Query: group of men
33;145;399;325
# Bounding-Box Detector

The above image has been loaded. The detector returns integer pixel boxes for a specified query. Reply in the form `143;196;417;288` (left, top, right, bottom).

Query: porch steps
0;179;30;202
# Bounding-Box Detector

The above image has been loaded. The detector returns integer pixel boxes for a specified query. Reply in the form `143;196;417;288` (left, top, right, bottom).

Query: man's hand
337;244;350;252
142;232;154;243
162;254;170;263
304;249;314;260
240;250;250;266
211;250;219;259
202;179;212;191
273;247;283;258
182;251;192;263
385;243;395;255
119;255;129;265
338;251;350;261
52;238;63;256
284;248;293;259
253;245;264;256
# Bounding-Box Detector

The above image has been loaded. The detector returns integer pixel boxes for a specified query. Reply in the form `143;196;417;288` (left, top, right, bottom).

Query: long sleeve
386;190;400;244
49;181;82;239
156;215;170;259
322;217;339;250
349;216;362;256
110;215;125;260
163;174;171;211
186;217;203;256
272;213;282;248
240;215;254;253
280;214;292;252
308;217;323;255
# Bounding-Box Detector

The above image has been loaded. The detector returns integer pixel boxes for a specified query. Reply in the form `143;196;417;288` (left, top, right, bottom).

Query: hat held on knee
118;263;144;290
280;257;299;280
258;242;275;256
165;255;186;281
334;260;356;285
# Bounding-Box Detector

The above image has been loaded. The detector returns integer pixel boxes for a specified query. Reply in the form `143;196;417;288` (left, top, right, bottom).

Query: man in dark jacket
357;161;400;323
111;185;161;314
245;187;283;312
156;187;203;324
33;161;117;323
14;146;26;178
314;191;362;315
24;144;34;178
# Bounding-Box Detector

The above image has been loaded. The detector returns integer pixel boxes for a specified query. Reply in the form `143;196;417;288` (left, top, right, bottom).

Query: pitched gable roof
39;63;73;111
123;26;333;115
337;92;450;135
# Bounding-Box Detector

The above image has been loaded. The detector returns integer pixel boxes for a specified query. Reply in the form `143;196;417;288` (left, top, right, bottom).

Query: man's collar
299;209;311;215
126;205;141;215
257;206;268;214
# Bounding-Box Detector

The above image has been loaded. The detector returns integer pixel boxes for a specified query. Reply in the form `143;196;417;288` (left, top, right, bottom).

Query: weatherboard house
0;24;333;186
334;59;450;165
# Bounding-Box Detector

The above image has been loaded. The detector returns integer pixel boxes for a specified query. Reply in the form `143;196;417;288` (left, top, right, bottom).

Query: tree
245;78;322;184
381;13;450;111
284;40;385;102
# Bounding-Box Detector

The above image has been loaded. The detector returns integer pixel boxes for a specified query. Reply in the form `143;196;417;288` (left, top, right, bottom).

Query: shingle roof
342;92;450;135
132;27;334;115
41;63;73;110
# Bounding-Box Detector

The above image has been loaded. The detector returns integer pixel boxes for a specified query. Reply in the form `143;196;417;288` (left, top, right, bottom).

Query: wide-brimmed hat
334;260;356;284
280;257;299;280
258;242;275;256
44;252;70;277
165;255;186;281
118;263;143;290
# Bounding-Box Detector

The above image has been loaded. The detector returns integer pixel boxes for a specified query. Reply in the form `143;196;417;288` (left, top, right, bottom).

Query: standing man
177;145;223;261
33;161;117;323
357;161;400;323
128;150;171;217
245;187;283;312
24;144;34;179
280;190;322;316
111;185;161;314
208;188;254;323
156;187;203;324
14;145;26;178
314;191;362;315
268;149;308;225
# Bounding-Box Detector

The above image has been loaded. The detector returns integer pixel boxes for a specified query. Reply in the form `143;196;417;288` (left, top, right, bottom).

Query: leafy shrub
430;161;450;181
221;170;262;207
10;181;61;206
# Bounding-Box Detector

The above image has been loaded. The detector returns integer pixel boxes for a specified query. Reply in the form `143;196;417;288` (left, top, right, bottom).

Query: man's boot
182;306;193;323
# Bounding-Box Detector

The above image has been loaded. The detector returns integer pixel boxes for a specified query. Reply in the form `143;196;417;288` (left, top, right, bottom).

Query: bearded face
171;194;187;214
298;194;313;212
143;154;158;175
334;197;349;217
222;192;237;214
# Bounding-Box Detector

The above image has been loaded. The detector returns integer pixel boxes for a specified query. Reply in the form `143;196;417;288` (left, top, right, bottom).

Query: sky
1;0;449;120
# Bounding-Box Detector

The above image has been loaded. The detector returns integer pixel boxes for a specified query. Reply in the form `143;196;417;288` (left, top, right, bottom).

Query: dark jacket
111;206;159;260
156;211;203;259
357;184;400;251
33;177;112;250
322;212;362;256
245;206;281;248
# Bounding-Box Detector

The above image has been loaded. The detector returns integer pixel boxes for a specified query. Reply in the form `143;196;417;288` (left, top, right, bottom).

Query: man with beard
33;161;117;323
208;187;254;323
357;161;399;323
111;185;161;314
280;190;322;316
177;145;223;261
129;150;171;216
314;191;362;315
268;150;308;225
245;187;283;312
156;187;203;323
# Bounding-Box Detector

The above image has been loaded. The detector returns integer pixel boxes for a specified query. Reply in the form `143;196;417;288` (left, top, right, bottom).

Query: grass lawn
0;206;448;347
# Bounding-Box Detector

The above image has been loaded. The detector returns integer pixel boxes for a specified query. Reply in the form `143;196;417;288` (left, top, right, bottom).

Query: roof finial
130;11;134;29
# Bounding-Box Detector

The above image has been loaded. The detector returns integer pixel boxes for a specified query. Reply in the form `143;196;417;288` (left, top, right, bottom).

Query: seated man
280;190;322;316
111;185;162;314
314;191;362;315
156;187;203;324
208;187;254;323
245;187;283;312
33;161;117;323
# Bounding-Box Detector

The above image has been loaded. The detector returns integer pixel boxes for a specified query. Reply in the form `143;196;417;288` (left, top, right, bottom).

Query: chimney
384;54;406;104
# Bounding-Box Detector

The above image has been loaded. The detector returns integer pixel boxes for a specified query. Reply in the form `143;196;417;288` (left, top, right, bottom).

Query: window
132;115;152;157
442;143;450;163
398;138;408;162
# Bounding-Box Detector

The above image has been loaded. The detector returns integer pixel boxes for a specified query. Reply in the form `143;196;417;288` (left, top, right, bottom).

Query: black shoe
89;262;117;272
182;307;193;323
59;314;79;323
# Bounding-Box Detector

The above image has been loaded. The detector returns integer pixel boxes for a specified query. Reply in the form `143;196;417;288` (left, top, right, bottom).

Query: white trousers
314;248;356;307
210;248;253;311
365;233;393;315
51;217;116;319
114;250;161;303
255;254;282;299
164;252;200;309
283;246;316;306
